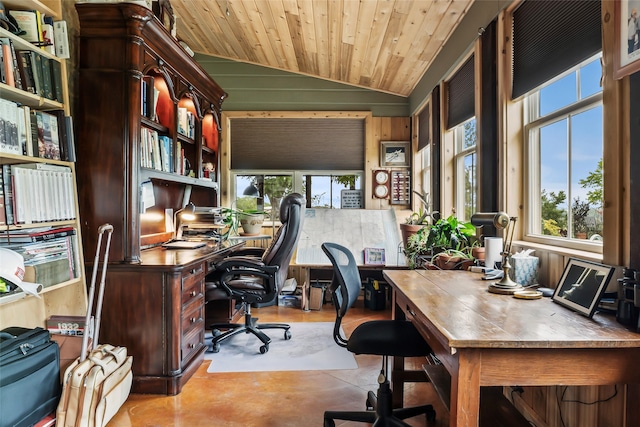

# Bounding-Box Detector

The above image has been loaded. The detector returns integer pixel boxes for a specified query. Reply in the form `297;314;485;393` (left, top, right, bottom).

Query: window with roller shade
514;0;604;250
230;118;365;209
445;55;476;220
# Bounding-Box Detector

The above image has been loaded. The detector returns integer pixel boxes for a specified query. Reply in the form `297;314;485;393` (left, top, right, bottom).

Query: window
232;171;362;215
454;118;477;221
525;55;603;248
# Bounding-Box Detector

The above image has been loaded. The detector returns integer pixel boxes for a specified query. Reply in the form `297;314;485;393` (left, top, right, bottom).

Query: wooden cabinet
0;0;87;329
75;2;226;263
96;244;239;395
74;3;228;394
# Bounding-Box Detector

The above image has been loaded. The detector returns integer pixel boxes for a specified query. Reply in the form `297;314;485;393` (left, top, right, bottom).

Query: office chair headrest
279;193;305;222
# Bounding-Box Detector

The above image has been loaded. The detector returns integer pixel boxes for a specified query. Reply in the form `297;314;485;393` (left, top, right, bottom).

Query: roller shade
231;118;365;170
446;55;475;129
511;0;601;99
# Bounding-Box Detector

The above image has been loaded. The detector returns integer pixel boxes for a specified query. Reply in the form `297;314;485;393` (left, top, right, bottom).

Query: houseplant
400;191;437;247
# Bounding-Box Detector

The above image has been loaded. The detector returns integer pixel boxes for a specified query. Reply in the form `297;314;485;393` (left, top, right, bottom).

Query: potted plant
426;214;476;254
429;249;475;270
404;226;431;269
218;207;268;238
572;197;590;239
400;191;437;247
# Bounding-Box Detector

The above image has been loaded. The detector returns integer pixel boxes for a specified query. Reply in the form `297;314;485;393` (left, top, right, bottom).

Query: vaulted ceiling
170;0;475;97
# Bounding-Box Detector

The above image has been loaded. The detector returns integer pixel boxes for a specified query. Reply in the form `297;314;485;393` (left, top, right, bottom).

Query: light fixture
471;212;523;294
242;183;260;198
173;202;196;240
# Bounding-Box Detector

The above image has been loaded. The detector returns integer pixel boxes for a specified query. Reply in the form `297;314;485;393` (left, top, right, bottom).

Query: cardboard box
309;284;325;310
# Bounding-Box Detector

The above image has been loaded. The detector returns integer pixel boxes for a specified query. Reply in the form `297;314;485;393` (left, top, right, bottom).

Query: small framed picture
551;258;615;318
614;0;640;79
380;141;410;167
364;247;386;265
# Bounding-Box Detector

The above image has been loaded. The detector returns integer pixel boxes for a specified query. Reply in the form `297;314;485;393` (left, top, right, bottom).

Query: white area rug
205;322;358;373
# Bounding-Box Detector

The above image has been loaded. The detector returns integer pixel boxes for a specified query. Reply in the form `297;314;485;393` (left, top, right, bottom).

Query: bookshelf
75;3;228;394
0;0;87;329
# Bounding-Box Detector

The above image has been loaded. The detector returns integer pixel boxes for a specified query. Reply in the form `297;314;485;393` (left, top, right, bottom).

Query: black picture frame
551;258;615;318
380;141;410;167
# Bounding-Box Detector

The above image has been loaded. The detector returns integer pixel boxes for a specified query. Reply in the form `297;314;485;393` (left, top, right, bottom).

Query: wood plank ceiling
171;0;475;97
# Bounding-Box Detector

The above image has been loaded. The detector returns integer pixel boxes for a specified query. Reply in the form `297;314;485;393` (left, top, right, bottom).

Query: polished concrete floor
109;299;448;427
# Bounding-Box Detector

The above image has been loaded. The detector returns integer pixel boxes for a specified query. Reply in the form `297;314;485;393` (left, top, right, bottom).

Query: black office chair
205;193;305;354
321;242;436;427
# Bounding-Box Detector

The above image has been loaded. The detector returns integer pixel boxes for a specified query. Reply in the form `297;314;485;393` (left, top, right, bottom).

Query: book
23;257;73;288
1;165;13;225
36;52;53;100
41;22;55;56
0;98;20;155
35;110;60;160
15;50;36;94
0;226;76;243
49;59;63;103
0;168;5;226
29;50;44;97
9;10;43;45
46;315;87;336
53;21;70;59
0;39;14;87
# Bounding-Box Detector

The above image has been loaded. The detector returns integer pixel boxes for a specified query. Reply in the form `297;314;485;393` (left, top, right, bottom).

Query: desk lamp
174;202;196;240
470;212;523;294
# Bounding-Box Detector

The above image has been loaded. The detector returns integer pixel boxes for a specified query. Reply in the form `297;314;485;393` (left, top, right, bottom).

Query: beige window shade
230;118;364;170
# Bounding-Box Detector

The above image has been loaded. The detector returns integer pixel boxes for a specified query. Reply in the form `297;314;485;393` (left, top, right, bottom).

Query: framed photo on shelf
364;248;386;266
551;258;615;318
614;0;640;79
380;141;410;167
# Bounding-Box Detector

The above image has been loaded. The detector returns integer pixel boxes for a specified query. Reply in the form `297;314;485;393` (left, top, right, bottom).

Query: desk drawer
182;301;204;336
181;322;204;365
181;264;204;306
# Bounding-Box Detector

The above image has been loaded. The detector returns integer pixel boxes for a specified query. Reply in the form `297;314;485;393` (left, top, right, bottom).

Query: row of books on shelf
177;106;196;139
0;163;76;226
7;9;69;59
141;75;160;121
0;35;65;102
0;99;74;161
0;229;80;290
140;127;188;175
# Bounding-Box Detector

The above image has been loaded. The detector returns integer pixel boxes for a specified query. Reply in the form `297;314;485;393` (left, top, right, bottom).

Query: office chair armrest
230;247;266;257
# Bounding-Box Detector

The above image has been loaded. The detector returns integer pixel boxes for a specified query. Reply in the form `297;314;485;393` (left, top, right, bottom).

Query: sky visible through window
538;58;602;210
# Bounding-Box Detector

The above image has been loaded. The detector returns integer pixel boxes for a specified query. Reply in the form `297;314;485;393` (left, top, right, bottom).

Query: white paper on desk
17;281;43;298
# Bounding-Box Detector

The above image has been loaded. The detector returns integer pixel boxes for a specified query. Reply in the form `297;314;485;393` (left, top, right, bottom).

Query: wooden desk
383;269;640;427
96;241;243;395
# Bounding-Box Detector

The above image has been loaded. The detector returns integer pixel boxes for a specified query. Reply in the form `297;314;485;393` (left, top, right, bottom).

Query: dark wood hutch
75;3;230;395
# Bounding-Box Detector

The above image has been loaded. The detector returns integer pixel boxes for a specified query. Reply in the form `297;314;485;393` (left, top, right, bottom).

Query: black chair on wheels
321;242;436;427
205;193;305;354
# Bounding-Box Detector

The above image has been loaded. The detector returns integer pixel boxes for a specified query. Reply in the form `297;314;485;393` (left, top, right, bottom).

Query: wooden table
383;269;640;427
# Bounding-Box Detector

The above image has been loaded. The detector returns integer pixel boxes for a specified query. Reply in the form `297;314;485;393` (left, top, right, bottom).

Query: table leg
450;349;481;427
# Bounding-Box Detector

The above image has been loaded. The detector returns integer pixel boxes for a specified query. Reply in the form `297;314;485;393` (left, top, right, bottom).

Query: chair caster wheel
284;330;291;340
211;343;220;353
260;344;269;354
323;418;335;427
212;329;222;337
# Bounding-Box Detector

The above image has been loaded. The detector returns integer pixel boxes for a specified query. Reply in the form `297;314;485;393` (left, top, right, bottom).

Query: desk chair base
209;304;291;354
323;357;436;427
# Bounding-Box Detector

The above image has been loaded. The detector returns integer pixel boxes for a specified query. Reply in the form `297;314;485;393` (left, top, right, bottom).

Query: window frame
453;117;477;221
522;55;604;253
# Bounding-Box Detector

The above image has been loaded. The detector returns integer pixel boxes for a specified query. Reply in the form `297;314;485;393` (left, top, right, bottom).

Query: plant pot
400;223;426;248
434;255;474;270
239;213;265;235
471;247;485;262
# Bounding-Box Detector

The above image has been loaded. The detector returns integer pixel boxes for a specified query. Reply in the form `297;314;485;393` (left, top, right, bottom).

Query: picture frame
364;247;386;266
614;0;640;79
380;141;410;167
552;258;615;318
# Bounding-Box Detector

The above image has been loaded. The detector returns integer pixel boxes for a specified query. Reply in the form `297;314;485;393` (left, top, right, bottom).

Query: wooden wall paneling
601;0;628;268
